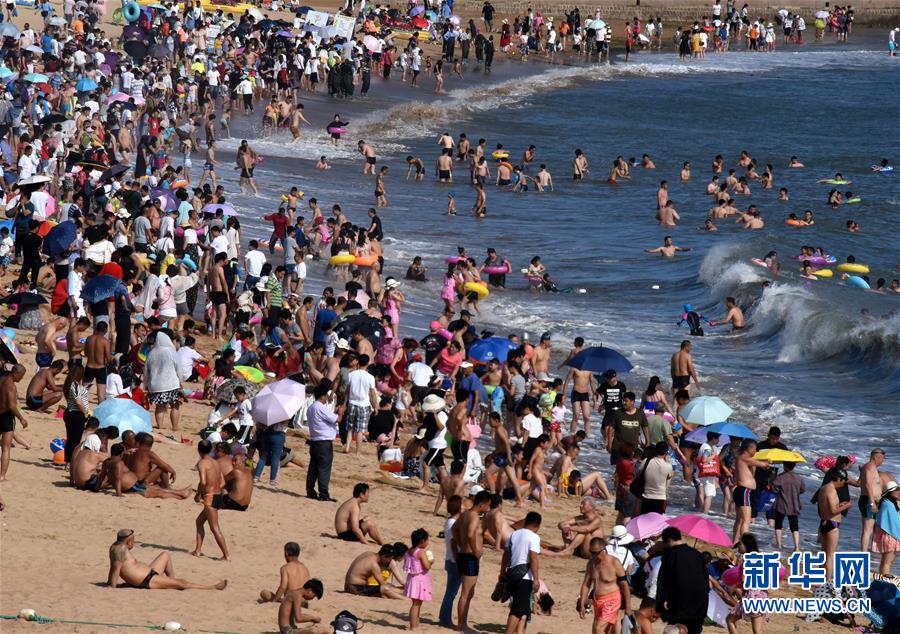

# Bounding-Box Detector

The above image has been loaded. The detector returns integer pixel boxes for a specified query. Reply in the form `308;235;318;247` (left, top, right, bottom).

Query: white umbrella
251;379;307;426
23;45;44;54
362;34;380;52
18;175;52;186
814;10;829;18
49;16;67;26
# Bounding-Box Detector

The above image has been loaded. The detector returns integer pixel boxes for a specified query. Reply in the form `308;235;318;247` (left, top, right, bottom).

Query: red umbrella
99;262;123;280
37;220;57;237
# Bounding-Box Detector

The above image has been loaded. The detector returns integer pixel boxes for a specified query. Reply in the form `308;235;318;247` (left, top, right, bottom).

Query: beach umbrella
150;188;175;210
564;345;633;374
41;113;67;129
754;448;806;464
703;421;756;440
0;67;13;79
18;174;52;187
149;43;171;59
814;454;857;473
81;274;121;303
684;426;730;446
94;397;152;436
48;16;67;26
124;39;148;60
0;329;18;363
76;77;98;92
100;164;128;181
99;262;123;280
275;29;294;37
467;336;517;364
666;514;732;547
334;314;385;347
409;4;424;16
625;512;669;540
23;44;44;55
449;14;461;25
251;379;307;426
814;10;829;18
678;396;733;426
362;34;380;52
214;377;261;404
23;73;49;83
588;18;606;29
0;291;47;307
0;23;20;37
37;220;57;238
42;221;77;258
868;580;900;626
107;91;139;105
201;203;237;216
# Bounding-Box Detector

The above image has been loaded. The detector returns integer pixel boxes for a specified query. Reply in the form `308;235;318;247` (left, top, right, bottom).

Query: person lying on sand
107;529;226;590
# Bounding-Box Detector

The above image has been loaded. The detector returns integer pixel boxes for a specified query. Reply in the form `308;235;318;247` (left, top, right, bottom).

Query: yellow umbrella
755;448;806;463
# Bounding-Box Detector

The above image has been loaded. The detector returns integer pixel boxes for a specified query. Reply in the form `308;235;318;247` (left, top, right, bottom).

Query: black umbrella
123;39;148;60
0;291;47;307
214;377;261;403
149;43;171;59
100;164;128;181
41;113;67;128
333;314;386;347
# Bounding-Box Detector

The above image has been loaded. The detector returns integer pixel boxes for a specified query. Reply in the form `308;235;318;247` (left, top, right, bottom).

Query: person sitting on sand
335;482;384;544
71;443;108;490
259;541;325;634
124;432;177;488
344;545;406;599
24;360;65;411
194;449;254;561
96;443;193;499
483;494;525;550
546;497;607;558
107;528;226;591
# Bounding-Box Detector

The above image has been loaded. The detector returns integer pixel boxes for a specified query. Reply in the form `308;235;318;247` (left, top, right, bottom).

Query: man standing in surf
359;140;377;176
670;340;700;397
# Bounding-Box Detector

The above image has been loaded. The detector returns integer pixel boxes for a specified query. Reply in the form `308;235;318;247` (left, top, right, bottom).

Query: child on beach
403;528;433;630
259;542;324;634
549;393;566;452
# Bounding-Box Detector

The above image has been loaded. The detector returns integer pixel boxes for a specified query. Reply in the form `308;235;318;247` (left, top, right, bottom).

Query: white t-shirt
106;372;128;397
82;433;102;452
245;249;267;276
521;413;543;440
177;346;202;380
211;235;229;255
347;369;376;407
506;528;541;581
444;516;457;562
407;361;433;387
427;411;449;450
236;399;253;427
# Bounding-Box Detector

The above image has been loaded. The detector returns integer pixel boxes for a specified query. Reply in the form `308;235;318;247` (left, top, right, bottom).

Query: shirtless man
66;317;91;359
358;140;377;176
195;438;225;503
731;439;771;544
656;201;680;227
118;120;135;164
34;317;64;368
656;180;668;209
531;332;552;378
496;161;512;186
397;151;422;179
670;340;700;397
573;149;589;180
344;546;404;599
578;537;632;633
472;182;487;217
25;359;64;411
194;451;254;560
214;442;235;477
85;322;112;402
859;448;886;551
710;297;745;331
645;236;691;259
483;494;523;550
447;388;472;464
108;529;225;590
0;364;26;482
97;443;192;499
437;149;454;183
487;412;524;506
535;164;554;191
335;482;383;544
209;253;230;340
563;365;596;436
70;442;107;489
817;469;853;580
452;489;491;631
125;432;176;488
525;434;551;508
260;542;324;633
288;103;310;140
199;140;220;189
435;460;467;515
548;498;606;558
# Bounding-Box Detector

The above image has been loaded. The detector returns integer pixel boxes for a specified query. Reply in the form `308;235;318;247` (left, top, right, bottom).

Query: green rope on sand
0;615;164;629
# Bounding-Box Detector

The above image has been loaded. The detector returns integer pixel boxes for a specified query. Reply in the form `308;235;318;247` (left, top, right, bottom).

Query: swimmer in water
788;156;805;168
704;219;718;232
778;187;789;201
709;297;746;330
644;236;691;258
871;158;893;172
677;304;711;336
657;201;680;227
572;149;589;180
535;164;554;191
817;172;851;184
315;156;332;170
447;192;456;216
406;155;425;181
641;154;656;169
680;161;691;181
846;220;860;233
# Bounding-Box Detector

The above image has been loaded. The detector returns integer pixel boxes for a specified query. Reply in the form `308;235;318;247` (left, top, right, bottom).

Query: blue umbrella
467;337;517;364
0;23;20;38
94;398;152;437
23;73;49;83
76;77;98;92
868;580;900;627
703;421;756;439
42;221;77;258
81;274;122;303
0;67;13;79
564;345;633;374
678;396;734;425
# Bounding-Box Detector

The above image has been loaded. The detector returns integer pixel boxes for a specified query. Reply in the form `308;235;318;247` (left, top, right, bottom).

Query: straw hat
421;394;446;412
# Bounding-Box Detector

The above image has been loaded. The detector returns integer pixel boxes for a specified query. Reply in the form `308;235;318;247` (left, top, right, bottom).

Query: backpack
629;458;650;497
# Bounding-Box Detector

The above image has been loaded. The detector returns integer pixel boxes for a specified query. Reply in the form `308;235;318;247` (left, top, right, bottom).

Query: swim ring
822;179;850;185
491;151;509;160
792;255;836;266
327;126;347;135
463;282;489;300
123;1;140;22
812;269;833;278
498;161;513;172
785;219;804;227
750;258;769;268
329;253;355;266
234;365;265;383
445;256;467;265
354;254;378;267
483;264;510;275
836;263;869;274
845;276;870;289
845;197;861;204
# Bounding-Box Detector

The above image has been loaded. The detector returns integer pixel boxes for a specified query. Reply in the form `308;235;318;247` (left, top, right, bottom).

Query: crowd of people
0;0;895;632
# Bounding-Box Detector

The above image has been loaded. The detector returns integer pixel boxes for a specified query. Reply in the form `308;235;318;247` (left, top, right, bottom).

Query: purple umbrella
409;4;424;16
150;188;176;211
251;379;307;426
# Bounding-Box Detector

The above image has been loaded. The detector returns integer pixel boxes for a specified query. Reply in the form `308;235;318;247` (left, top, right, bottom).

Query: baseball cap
469;485;485;496
460;361;474;369
540;332;551;341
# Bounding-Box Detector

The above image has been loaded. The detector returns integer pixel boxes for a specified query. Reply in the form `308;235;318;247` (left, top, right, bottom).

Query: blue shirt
314;308;337;344
459;373;483;415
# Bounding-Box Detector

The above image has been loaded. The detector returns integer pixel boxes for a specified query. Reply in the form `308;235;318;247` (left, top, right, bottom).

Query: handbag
629;458;650;498
695;454;721;478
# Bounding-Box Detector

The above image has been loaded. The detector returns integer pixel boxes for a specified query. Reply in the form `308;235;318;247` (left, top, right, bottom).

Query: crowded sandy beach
0;0;897;632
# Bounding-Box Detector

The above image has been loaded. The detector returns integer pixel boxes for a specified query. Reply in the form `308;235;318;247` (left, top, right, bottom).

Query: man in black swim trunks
334;482;384;544
193;452;253;561
817;469;852;580
358;140;377;176
343;546;404;599
0;364;26;482
452;490;492;630
108;529;226;591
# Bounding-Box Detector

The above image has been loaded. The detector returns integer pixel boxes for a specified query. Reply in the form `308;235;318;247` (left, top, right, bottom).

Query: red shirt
264;212;290;237
615;458;636;487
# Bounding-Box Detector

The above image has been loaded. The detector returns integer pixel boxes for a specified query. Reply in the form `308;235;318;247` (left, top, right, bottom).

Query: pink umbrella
107;92;145;106
666;514;732;547
625;512;669;540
